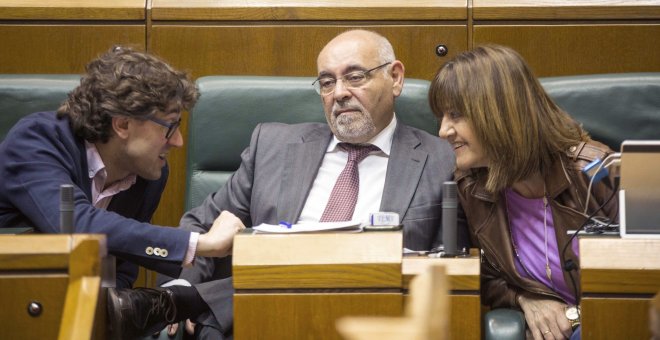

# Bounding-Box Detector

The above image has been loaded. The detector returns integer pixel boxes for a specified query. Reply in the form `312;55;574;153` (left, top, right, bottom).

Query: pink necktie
320;143;380;222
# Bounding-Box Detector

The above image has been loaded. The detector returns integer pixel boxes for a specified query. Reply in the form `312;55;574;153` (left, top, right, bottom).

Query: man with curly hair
0;47;244;338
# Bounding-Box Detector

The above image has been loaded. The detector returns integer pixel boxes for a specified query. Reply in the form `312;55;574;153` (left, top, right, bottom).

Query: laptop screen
620;140;660;238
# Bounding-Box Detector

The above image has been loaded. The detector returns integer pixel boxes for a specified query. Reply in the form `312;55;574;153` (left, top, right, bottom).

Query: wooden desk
0;234;106;340
403;255;481;340
580;237;660;340
233;231;403;340
233;231;481;339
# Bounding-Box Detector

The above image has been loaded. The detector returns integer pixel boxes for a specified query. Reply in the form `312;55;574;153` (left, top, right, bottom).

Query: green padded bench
542;72;660;151
0;74;80;141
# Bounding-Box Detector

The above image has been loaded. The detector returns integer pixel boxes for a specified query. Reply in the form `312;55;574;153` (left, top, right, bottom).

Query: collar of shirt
85;141;137;208
327;114;397;155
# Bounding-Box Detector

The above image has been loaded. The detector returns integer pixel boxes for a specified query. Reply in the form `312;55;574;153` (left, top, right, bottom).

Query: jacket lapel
277;126;332;223
380;124;427;220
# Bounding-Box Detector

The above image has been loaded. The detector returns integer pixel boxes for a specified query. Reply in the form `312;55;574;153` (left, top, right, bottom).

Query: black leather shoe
107;287;177;340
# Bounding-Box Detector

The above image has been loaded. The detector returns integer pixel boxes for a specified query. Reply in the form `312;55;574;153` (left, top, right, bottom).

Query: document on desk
252;221;362;234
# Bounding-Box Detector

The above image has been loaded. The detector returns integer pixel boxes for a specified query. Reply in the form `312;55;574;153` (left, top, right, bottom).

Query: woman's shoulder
564;140;613;168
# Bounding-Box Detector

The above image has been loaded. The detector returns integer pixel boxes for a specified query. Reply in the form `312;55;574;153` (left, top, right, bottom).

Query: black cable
561;176;620;304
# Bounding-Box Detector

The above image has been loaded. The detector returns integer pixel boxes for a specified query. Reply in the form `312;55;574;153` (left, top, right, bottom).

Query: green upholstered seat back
0;75;80;141
541;73;660;151
185;76;436;210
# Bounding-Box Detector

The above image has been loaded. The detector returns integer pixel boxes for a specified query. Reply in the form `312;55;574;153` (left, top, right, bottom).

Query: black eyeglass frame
145;116;182;140
312;61;392;95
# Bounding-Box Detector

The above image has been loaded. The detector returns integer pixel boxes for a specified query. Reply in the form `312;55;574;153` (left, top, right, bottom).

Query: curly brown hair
57;46;198;143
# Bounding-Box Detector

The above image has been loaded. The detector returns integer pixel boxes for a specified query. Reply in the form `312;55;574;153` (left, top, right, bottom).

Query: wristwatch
565;305;581;329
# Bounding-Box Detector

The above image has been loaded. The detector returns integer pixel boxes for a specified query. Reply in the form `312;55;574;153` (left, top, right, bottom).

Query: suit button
154;247;161;256
145;247;154;255
160;249;168;257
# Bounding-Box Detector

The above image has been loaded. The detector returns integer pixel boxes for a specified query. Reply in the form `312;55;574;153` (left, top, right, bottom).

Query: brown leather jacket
456;141;618;309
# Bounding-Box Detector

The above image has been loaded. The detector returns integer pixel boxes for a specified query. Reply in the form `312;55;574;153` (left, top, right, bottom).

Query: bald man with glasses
103;30;464;339
110;29;464;339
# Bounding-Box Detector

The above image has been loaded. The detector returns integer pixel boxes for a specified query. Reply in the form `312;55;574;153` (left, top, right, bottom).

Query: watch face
566;306;580;320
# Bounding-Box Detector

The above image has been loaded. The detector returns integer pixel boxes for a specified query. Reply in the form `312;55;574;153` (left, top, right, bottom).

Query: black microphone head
442;181;457;205
60;184;74;210
60;184;75;233
442;181;458;256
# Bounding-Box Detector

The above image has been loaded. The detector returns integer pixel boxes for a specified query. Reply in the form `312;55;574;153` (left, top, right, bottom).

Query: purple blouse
505;188;578;305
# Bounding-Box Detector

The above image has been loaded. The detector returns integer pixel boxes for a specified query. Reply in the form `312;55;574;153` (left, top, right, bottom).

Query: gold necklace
542;194;551;281
505;184;552;283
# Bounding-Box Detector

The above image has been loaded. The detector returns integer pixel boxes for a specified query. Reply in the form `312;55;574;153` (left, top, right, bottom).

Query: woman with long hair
429;45;618;340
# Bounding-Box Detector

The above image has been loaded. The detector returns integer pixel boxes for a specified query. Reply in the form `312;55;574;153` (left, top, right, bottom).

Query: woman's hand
518;292;573;340
196;210;245;257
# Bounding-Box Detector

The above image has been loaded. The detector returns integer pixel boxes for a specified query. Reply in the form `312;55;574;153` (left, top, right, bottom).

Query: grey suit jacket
177;121;460;333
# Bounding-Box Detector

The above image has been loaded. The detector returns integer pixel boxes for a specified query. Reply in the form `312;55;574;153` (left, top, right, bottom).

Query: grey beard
334;116;376;143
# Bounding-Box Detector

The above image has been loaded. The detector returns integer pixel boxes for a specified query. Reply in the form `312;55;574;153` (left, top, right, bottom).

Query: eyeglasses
145;116;181;140
312;62;392;96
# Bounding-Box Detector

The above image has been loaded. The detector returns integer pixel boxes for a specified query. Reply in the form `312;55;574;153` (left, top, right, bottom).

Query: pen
279;221;292;229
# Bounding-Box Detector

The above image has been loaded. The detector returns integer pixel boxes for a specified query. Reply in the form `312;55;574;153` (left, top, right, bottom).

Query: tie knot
339;143;380;163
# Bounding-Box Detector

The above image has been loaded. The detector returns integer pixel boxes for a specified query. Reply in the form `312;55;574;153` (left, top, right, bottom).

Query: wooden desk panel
0;235;106;340
402;256;480;290
151;0;467;21
0;25;145;74
235;293;403;340
233;232;402;289
448;295;482;340
581;297;652;339
473;24;660;77
403;256;481;340
580;238;660;340
473;0;660;20
233;232;403;340
0;276;68;340
581;238;660;294
0;0;145;20
150;25;467;80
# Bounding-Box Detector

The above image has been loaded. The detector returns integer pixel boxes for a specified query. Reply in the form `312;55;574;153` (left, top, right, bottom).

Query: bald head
317;30;395;70
315;29;405;144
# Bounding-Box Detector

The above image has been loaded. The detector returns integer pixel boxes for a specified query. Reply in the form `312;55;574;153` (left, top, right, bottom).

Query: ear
111;116;131;140
390;60;405;97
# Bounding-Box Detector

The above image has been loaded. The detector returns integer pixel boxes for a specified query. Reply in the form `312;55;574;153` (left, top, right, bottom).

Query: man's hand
196;210;245;257
167;319;196;336
518;292;572;340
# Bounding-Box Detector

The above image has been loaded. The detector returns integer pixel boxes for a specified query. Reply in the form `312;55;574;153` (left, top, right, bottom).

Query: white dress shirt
298;115;397;224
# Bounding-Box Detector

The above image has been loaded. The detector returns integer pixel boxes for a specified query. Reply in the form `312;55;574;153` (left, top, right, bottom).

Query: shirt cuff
160;278;192;287
183;232;199;267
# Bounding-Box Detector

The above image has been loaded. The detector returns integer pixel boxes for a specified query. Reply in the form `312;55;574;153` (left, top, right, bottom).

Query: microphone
442;181;458;256
60;184;75;233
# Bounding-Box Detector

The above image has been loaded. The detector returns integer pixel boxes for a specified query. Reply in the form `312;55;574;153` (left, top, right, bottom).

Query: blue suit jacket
0;112;190;288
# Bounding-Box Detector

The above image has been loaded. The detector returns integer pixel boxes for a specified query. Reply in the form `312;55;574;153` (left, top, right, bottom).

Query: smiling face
438;111;489;171
114;107;183;181
316;30;404;143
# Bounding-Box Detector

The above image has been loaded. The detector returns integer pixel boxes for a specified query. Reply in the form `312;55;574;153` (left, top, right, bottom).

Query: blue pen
279;221;292;229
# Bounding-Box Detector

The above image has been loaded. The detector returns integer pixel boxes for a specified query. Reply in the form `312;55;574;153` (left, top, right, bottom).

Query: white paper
252;220;362;234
